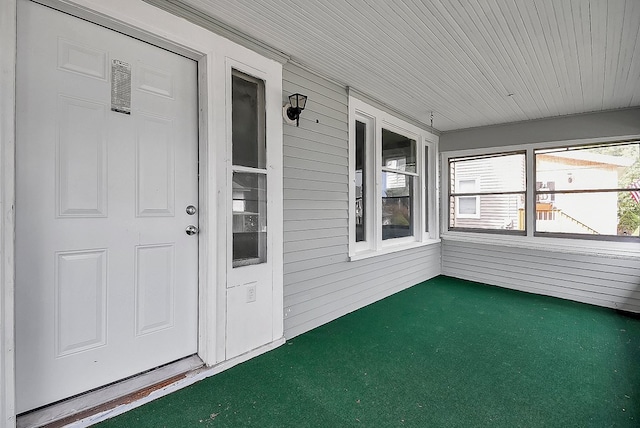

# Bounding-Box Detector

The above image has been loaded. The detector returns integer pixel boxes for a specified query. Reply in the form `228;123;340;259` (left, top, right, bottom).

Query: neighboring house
1;1;639;427
449;153;526;231
535;152;634;235
449;151;635;235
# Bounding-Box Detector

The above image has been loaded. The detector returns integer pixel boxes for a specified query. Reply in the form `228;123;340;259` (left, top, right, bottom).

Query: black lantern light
285;93;308;127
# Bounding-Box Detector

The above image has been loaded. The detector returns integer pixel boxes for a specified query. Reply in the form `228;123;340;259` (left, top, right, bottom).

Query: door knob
185;225;198;236
186;205;197;215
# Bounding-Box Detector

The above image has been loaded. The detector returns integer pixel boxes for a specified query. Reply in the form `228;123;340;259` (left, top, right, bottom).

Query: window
381;128;416;240
354;119;370;243
444;140;640;242
448;152;526;233
231;70;267;267
455;178;480;218
349;97;438;257
535;141;640;239
424;147;429;234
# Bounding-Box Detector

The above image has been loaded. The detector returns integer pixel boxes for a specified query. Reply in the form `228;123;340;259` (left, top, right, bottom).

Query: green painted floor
97;276;640;427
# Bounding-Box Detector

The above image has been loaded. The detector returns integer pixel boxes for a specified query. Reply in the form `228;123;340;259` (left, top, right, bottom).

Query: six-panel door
15;0;199;412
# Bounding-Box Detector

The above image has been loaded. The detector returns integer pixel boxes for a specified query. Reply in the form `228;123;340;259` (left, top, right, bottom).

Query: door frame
1;0;284;425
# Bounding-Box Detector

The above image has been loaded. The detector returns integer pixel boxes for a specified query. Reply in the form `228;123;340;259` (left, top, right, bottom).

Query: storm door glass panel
232;69;268;267
355;120;366;242
232;71;265;169
381;172;413;240
232;173;267;267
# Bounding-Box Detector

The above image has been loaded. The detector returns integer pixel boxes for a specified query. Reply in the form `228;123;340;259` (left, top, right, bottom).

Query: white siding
282;64;441;338
442;239;640;313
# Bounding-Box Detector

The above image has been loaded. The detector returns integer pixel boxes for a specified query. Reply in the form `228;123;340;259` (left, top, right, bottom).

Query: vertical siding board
442;240;640;312
282;63;441;338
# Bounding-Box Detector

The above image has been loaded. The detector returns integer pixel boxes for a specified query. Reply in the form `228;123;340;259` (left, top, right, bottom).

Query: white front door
15;0;199;413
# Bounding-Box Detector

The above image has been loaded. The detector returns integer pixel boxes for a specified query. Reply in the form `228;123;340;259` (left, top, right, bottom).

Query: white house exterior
536;152;634;235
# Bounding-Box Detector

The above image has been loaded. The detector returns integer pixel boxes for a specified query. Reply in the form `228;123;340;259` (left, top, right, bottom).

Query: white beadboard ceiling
171;0;639;132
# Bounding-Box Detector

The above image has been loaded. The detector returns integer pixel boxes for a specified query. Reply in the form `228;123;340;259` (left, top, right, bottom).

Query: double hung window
350;97;438;258
381;129;417;240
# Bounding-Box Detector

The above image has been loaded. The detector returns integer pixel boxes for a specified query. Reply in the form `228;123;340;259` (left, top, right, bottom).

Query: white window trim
348;96;439;260
440;135;640;259
454;177;480;219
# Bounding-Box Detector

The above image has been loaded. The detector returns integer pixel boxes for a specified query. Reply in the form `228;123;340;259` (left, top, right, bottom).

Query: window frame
441;138;640;248
380;122;419;245
230;69;269;268
447;151;527;234
533;141;640;241
454;177;480;219
353;114;376;252
349;96;439;259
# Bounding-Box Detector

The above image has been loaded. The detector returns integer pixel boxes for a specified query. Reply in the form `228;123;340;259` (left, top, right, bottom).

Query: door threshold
17;355;204;428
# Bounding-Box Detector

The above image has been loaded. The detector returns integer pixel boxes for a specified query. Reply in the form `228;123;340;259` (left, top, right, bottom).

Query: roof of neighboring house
538;151;636;167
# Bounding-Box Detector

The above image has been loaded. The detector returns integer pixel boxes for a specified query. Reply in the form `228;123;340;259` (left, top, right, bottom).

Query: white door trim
2;0;284;425
0;0;17;424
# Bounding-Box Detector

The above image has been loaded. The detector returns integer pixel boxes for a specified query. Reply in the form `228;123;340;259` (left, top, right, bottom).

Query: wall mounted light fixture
283;93;307;127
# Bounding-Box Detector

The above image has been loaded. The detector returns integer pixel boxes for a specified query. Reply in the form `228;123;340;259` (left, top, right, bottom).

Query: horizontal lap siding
442;240;640;313
282;64;441;338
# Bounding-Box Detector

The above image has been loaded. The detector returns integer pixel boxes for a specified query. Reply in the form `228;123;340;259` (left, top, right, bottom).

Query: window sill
349;238;441;262
441;231;640;260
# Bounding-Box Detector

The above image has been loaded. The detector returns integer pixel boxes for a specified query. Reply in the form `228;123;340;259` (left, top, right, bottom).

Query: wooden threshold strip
17;355;204;428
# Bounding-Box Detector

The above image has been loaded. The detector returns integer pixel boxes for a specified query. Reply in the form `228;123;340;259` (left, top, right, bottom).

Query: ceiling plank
174;0;640;131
